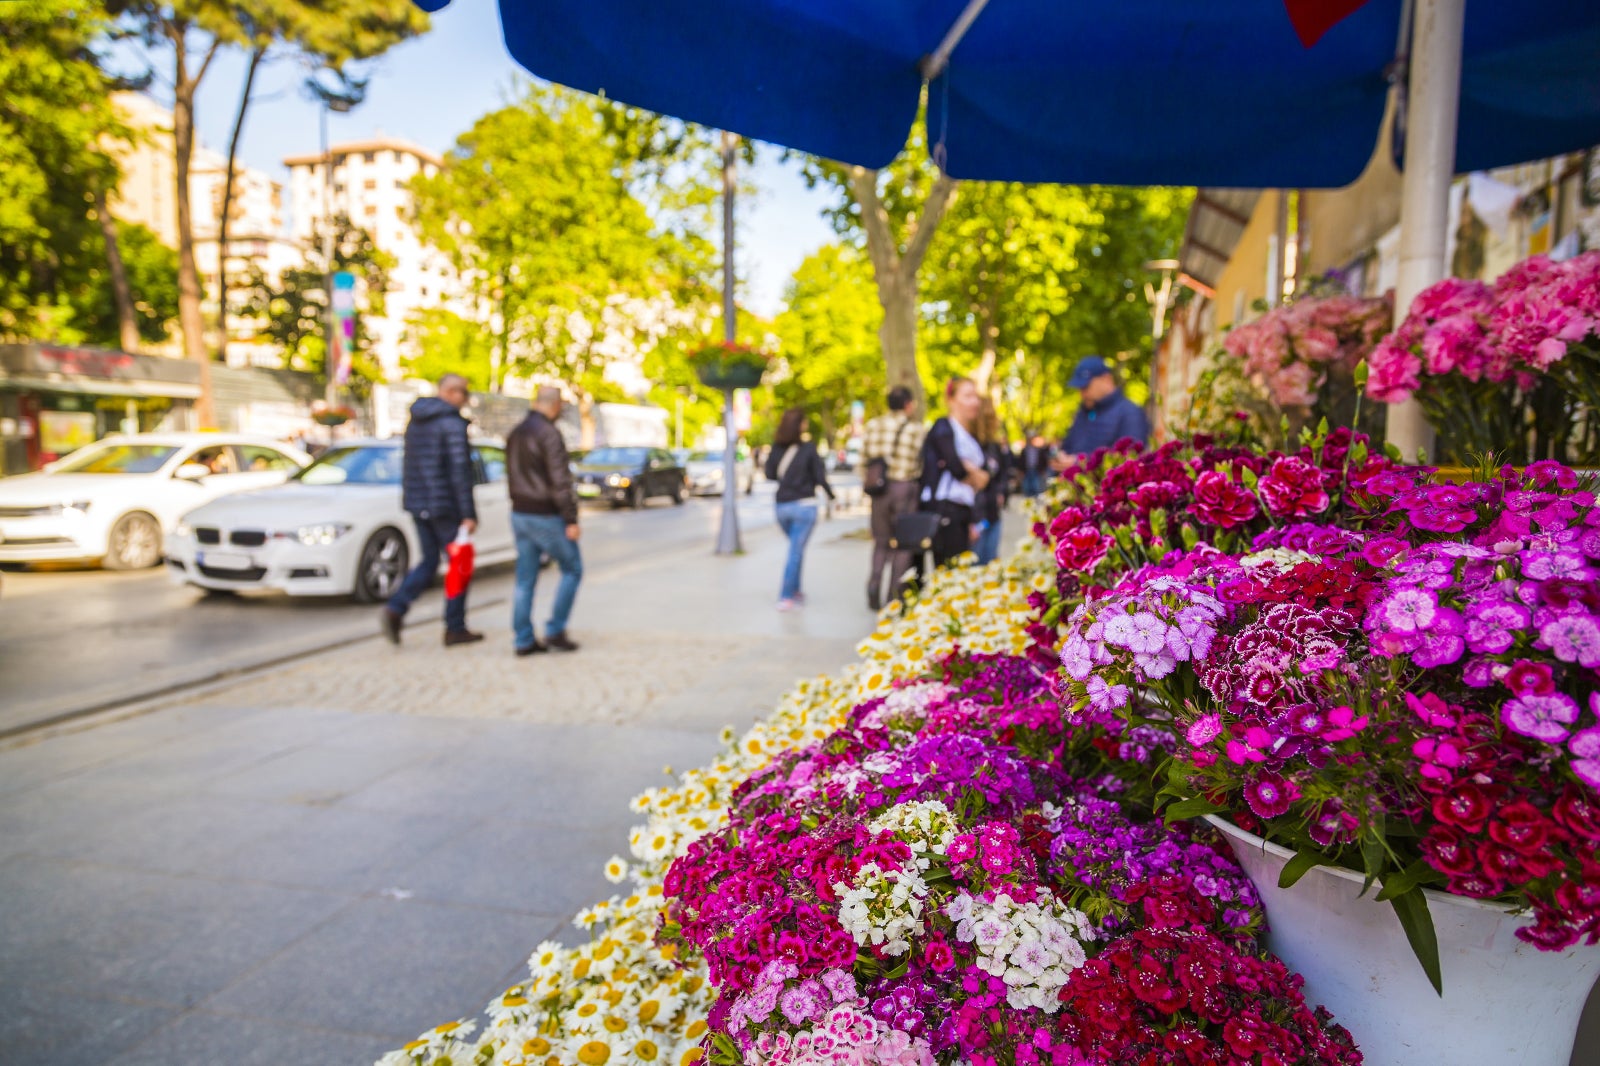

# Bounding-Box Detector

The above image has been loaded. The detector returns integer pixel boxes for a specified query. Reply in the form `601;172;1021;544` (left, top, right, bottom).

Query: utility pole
715;130;742;555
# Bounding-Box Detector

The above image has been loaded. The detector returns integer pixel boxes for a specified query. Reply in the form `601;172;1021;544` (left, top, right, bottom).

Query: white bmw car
165;438;517;602
0;432;310;570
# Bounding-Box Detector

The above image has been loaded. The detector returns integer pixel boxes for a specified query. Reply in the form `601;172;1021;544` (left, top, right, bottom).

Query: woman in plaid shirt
862;386;927;610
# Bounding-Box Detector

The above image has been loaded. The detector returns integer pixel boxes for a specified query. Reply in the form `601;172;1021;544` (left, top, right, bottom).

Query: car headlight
607;474;630;487
174;521;192;538
49;500;92;515
294;522;352;546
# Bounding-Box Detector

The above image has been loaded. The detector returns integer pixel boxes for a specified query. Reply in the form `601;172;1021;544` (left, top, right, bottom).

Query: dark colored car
571;446;687;509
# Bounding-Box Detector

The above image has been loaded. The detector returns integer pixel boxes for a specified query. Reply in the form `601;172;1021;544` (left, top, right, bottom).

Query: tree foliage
771;244;885;446
923;184;1193;437
0;0;133;342
238;215;391;392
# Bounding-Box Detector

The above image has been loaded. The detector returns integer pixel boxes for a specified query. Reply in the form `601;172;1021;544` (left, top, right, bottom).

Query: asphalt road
0;483;854;737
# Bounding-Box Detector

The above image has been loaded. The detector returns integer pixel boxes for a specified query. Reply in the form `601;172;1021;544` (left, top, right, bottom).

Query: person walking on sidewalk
1020;433;1053;497
973;397;1009;565
507;386;583;656
381;373;481;647
861;385;926;610
765;407;835;612
917;376;991;570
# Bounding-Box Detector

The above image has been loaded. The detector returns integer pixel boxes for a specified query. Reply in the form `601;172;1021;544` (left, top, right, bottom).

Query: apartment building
282;137;462;379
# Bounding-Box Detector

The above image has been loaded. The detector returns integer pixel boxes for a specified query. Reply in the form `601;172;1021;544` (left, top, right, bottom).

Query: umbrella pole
1386;0;1464;461
716;130;744;555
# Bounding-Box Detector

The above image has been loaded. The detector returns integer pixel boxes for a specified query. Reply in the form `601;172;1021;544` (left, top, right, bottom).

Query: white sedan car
684;448;756;495
165;438;517;602
0;432;310;569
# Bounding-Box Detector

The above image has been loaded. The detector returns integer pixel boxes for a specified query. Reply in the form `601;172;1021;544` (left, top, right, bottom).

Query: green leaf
1375;859;1436;902
1161;797;1228;825
1389;888;1444;996
1277;849;1325;889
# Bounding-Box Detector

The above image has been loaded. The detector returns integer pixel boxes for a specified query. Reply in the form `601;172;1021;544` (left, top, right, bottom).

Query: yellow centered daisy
684;1019;708;1039
634;1039;660;1062
576;1003;600;1019
593;939;617;961
603;1015;628;1033
523;1038;552;1056
572;958;593;979
577;1041;612;1066
636;1000;661;1024
679;1048;704;1066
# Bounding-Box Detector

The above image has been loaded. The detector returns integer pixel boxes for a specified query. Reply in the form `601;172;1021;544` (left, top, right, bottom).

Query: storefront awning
1;376;202;400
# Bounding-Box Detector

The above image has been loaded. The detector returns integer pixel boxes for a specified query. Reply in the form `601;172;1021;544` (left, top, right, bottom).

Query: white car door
471;445;513;557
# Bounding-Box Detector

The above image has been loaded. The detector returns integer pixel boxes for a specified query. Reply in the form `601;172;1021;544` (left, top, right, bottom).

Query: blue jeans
512;512;583;647
975;518;1003;565
774;500;818;601
1022;470;1044;497
389;512;467;632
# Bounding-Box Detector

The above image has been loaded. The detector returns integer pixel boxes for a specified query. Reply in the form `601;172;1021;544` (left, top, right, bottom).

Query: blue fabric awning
413;0;1600;188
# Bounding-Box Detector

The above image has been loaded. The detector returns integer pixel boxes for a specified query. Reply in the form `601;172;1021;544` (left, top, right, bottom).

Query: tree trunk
972;295;999;394
216;45;266;366
169;33;219;425
848;166;957;416
877;274;921;404
92;188;140;353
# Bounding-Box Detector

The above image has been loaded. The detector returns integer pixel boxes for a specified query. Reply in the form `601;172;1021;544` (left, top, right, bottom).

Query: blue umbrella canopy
413;0;1600;187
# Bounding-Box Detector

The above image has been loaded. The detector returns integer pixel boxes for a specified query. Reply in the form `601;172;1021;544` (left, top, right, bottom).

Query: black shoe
443;629;485;647
380;607;402;645
546;632;579;652
515;640;549;657
868;588;883;612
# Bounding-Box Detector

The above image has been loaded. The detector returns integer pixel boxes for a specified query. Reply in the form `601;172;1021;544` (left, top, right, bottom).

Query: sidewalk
0;512;878;1065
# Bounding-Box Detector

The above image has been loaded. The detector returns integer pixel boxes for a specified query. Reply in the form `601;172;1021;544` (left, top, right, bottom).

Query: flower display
1222;291;1392;409
1367;251;1600;464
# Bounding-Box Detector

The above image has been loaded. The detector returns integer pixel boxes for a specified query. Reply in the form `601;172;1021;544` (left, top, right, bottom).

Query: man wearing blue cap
1058;355;1150;458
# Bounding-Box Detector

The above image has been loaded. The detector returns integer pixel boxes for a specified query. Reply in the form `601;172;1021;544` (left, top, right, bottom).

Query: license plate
577;484;601;497
198;550;252;571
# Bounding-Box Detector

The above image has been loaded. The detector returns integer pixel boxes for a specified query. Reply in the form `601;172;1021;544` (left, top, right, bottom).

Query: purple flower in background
1375;586;1439;635
1134;650;1178;679
1125;612;1169;656
1571;728;1600;790
1541;614;1600;668
1502;692;1581;743
1465;601;1530;654
1059;637;1096;681
1085;675;1129;712
1524;551;1594;581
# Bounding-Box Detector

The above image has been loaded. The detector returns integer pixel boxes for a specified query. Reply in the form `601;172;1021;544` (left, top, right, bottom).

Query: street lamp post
307;75;363;432
715;130;742;555
1142;258;1180;423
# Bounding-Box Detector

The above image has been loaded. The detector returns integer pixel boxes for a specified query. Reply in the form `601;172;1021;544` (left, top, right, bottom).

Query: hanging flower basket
311;401;357;427
691;341;769;391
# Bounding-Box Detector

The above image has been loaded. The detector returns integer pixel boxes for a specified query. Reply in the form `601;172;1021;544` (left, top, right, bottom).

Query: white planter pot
1207;816;1600;1066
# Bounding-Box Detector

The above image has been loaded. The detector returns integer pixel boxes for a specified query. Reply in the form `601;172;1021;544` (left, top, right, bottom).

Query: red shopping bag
444;525;475;599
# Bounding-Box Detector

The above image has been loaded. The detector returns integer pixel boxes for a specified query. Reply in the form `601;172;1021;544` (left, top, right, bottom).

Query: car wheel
354;527;409;603
104;511;162;570
670;480;684;505
628;483;645;509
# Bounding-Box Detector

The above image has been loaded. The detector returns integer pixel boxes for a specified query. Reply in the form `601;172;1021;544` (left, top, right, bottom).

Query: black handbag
862;421;908;499
891;511;943;551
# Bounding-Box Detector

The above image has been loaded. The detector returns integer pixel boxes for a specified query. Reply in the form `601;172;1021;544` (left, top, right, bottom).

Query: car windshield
295;445;402;485
583;447;647;466
690;450;725;463
51;443;180;474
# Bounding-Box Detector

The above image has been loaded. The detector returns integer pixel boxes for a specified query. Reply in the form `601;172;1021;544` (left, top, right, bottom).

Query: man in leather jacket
506;386;582;655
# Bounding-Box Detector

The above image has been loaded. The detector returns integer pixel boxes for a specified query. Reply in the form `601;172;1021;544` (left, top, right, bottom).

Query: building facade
282;138;463;381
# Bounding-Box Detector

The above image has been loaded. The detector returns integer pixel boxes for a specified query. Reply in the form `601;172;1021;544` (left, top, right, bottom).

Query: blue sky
179;0;839;316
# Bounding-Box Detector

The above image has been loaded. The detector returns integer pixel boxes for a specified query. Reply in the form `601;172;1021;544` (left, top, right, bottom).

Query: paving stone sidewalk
0;514;877;1065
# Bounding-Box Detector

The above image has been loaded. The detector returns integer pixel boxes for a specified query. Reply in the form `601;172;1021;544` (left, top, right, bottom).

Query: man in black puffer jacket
381;374;481;646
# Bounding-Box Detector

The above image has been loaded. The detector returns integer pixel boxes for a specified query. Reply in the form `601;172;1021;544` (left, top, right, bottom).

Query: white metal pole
1386;0;1464;461
715;131;743;555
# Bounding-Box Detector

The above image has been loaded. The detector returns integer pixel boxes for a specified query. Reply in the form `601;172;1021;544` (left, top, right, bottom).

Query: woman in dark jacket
973;397;1008;565
764;408;835;610
917;376;991;569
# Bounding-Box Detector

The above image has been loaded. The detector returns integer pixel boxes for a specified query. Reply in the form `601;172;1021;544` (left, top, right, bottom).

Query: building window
419;286;429;298
364;204;377;217
364;179;377;191
363;151;375;164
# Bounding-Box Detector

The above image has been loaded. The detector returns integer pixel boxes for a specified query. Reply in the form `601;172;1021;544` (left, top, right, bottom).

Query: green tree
792;113;957;413
403;307;490;392
0;0;132;343
105;0;428;421
239;216;391;394
772;244;885;446
74;221;181;346
923;184;1191;437
410;85;712;442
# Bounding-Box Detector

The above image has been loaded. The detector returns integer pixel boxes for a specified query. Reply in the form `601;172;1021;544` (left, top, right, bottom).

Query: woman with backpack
764;407;835;611
916;376;993;569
